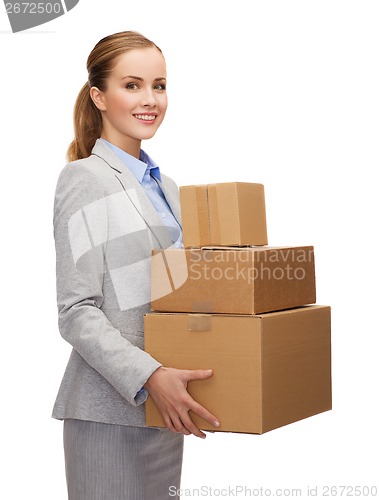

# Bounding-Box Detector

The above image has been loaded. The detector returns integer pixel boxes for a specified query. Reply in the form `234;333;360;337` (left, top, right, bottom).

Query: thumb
185;369;213;382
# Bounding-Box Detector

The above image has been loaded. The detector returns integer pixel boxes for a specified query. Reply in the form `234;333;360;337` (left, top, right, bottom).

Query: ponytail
66;82;102;162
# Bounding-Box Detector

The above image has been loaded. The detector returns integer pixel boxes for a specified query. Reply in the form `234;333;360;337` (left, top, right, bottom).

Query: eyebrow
121;75;167;82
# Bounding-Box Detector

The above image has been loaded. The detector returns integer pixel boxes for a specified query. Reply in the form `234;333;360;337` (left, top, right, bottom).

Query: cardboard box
145;306;332;434
180;182;268;247
151;246;316;314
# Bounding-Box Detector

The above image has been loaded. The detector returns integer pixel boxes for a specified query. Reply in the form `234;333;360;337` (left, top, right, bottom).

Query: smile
133;114;157;122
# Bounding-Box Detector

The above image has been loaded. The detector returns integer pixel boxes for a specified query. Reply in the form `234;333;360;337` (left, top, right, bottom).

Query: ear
90;86;107;111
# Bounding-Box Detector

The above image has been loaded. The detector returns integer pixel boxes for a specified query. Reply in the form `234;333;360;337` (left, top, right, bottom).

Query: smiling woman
52;30;219;500
89;47;168;158
66;31;168;162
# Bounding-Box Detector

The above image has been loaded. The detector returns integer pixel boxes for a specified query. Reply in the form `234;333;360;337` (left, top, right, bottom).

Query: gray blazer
51;139;181;427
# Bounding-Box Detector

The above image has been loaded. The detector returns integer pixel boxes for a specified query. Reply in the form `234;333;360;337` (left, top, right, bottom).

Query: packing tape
210;183;236;245
191;301;214;313
208;184;221;245
193;186;202;246
196;186;211;246
181;186;203;247
205;185;211;245
188;314;212;331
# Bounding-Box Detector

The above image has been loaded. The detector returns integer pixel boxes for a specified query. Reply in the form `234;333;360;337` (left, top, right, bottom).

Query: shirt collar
100;138;161;183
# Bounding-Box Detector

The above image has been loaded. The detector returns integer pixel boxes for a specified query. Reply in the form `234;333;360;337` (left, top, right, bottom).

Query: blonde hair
66;31;162;162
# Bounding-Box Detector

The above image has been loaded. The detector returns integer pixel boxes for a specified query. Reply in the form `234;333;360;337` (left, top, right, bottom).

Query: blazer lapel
90;139;178;249
151;173;182;227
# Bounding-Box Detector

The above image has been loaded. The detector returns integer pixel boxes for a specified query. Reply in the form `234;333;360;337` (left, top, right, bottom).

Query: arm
53;163;162;406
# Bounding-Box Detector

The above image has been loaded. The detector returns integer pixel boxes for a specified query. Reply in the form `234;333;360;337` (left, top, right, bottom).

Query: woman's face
91;47;167;149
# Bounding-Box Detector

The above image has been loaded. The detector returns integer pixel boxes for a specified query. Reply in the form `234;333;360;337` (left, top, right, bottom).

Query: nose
141;88;157;108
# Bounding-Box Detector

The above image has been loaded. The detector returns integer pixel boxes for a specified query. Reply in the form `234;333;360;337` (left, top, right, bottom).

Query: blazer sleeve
53;163;162;406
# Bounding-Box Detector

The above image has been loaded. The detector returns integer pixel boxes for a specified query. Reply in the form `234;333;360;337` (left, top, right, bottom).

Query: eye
155;84;166;91
126;83;139;90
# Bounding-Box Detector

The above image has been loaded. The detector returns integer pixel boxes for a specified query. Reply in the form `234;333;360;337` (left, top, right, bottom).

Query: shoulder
56;155;106;185
53;156;107;222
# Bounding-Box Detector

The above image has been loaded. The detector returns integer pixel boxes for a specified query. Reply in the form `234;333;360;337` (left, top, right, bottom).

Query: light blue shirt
100;138;183;248
100;138;182;402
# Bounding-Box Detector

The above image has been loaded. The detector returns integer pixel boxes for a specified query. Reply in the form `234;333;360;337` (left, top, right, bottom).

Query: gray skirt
63;419;184;500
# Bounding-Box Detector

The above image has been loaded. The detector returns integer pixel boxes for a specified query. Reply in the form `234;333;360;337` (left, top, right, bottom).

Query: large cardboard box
145;306;332;434
180;182;268;247
151;246;316;314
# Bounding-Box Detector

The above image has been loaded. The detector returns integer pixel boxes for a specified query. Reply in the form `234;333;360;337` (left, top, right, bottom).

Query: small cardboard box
145;306;332;434
151;246;316;314
180;182;268;247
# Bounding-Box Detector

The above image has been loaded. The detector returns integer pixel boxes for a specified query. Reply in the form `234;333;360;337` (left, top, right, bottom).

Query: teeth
134;114;156;121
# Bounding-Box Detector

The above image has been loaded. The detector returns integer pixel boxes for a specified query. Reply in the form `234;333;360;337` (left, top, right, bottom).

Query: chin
138;130;159;140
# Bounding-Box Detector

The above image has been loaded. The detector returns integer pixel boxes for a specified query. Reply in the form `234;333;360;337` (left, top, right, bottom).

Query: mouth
133;114;158;123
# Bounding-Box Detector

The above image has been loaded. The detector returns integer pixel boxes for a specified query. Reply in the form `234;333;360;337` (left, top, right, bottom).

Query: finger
189;399;220;428
179;411;207;439
163;414;178;434
184;369;213;382
169;413;191;436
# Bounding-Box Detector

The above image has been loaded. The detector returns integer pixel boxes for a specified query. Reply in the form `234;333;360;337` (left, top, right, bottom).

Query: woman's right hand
144;366;220;439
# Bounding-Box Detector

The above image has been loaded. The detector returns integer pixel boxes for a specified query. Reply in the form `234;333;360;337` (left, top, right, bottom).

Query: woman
52;31;220;499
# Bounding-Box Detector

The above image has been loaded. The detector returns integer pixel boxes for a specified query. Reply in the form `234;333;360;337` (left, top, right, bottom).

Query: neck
100;130;141;160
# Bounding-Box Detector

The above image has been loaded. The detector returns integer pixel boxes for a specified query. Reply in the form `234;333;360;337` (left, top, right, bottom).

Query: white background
1;1;378;498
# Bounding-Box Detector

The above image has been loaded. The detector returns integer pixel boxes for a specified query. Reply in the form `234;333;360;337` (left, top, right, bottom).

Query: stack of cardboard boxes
144;182;332;434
